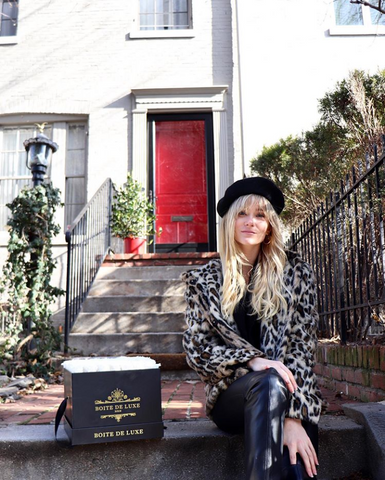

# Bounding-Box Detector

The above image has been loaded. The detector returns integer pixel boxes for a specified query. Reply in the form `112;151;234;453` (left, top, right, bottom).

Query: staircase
68;253;217;357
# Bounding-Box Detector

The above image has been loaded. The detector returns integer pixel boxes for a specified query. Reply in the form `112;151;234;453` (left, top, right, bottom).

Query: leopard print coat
182;251;322;424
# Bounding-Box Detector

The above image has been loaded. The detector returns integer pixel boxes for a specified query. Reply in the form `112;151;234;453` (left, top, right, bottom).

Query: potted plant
111;173;161;254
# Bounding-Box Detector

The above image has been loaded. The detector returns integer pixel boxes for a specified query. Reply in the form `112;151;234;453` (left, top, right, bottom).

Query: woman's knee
246;368;290;403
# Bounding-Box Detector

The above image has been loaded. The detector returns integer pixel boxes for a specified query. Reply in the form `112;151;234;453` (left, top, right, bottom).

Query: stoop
68;260;200;356
0;416;368;480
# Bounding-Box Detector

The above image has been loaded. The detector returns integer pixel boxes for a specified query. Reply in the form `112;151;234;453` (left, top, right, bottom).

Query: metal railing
288;143;385;343
64;178;112;350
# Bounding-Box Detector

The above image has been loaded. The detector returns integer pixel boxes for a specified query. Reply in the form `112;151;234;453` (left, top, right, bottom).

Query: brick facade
315;344;385;403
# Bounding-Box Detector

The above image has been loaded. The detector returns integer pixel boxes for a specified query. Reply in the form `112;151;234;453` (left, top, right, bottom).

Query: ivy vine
0;183;64;377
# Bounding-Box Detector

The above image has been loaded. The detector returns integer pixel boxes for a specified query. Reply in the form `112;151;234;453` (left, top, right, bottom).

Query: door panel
154;120;208;246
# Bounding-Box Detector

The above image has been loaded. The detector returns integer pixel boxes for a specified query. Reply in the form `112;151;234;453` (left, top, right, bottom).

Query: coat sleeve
182;270;263;386
284;261;322;424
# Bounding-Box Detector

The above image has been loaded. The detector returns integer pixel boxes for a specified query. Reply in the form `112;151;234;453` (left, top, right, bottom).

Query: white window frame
129;0;194;39
0;0;19;45
0;115;88;244
330;1;385;35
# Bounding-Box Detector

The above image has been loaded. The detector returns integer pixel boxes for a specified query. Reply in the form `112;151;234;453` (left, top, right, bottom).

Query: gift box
59;357;164;446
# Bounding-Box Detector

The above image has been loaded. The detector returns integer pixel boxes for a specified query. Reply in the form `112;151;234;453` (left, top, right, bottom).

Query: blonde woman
182;177;322;480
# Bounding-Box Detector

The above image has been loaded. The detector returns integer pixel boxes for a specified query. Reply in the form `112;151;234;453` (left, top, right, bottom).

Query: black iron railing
64;178;112;351
288;143;385;343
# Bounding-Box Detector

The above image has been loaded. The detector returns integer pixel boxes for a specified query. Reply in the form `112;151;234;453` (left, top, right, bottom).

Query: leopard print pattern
182;251;322;424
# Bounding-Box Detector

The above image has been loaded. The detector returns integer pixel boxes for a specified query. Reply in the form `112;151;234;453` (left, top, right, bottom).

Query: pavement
0;379;359;427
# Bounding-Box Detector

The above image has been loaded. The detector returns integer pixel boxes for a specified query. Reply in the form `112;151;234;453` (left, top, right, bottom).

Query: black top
233;289;261;349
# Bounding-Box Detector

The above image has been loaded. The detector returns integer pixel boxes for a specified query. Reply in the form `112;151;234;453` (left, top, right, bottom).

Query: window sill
128;29;195;39
329;25;385;36
0;35;18;45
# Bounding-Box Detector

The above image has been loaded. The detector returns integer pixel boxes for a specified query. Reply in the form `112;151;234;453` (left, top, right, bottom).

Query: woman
182;177;322;480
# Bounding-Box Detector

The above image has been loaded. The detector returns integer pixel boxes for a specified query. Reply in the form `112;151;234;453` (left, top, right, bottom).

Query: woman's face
234;204;270;253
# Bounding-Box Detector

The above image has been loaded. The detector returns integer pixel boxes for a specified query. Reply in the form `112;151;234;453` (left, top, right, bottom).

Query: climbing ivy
0;183;64;377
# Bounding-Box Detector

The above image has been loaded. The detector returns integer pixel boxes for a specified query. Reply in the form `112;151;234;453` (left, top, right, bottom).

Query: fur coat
182;251;322;424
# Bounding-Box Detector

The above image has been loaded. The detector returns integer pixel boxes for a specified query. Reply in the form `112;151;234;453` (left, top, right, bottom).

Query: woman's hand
284;418;319;478
247;357;298;394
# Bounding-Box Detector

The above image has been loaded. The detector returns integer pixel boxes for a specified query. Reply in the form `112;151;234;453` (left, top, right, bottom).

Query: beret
217;177;284;217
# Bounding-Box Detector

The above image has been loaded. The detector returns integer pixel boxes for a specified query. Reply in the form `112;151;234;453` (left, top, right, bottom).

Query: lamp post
24;124;58;187
22;124;59;339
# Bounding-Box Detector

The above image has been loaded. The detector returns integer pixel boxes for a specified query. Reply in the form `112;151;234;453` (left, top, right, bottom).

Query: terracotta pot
124;237;146;254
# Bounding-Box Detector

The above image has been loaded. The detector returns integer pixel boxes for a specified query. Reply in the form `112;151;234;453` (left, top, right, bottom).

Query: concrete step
88;279;185;297
0;417;368;480
81;295;185;313
71;312;186;333
68;332;184;355
97;265;191;281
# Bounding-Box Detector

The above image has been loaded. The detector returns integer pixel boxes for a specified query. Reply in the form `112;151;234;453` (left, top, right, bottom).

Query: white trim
131;87;228;112
330;2;385;35
128;30;194;39
329;25;385;35
131;86;230;238
0;35;18;45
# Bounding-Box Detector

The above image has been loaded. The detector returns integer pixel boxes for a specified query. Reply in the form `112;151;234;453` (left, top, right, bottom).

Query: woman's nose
244;215;254;225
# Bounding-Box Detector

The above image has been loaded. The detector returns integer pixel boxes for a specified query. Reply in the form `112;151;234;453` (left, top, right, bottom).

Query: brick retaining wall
315;344;385;403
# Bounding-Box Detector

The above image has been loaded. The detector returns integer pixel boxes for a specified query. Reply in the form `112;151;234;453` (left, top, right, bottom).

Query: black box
63;368;164;445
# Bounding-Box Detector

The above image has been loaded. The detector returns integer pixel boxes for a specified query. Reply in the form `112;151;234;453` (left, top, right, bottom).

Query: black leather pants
211;369;318;480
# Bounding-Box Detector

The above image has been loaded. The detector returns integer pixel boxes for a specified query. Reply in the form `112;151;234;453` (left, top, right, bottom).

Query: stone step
0;417;369;480
88;279;185;297
72;312;186;333
97;265;191;281
81;295;186;313
68;332;184;355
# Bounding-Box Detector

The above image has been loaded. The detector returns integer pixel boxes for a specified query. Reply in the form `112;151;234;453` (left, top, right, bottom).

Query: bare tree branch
350;0;385;15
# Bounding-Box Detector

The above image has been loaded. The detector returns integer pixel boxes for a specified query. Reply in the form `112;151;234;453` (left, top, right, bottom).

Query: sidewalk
0;380;359;427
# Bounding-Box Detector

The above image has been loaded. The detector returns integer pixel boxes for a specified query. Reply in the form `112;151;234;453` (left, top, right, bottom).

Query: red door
152;119;209;250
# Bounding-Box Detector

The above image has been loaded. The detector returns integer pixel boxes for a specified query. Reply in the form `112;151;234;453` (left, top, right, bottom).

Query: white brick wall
0;0;235;195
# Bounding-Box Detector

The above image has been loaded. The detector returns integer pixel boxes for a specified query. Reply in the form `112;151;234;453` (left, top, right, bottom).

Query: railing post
64;227;72;354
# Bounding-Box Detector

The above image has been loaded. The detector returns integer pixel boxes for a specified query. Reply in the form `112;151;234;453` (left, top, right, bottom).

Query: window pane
334;0;363;25
68;124;86;150
66;150;85;176
65;177;86;225
174;13;188;27
0;178;29;229
156;0;168;14
139;0;190;30
370;7;385;25
174;0;188;13
0;0;18;37
140;0;154;14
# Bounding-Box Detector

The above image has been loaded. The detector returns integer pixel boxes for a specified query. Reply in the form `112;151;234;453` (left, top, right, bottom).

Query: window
0;0;18;37
65;124;87;226
0;122;87;231
139;0;191;30
332;0;385;34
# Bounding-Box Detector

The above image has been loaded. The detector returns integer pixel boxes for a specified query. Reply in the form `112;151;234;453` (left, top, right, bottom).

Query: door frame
148;112;216;253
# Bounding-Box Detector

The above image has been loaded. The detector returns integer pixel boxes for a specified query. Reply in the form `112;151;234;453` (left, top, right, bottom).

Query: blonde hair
218;194;288;319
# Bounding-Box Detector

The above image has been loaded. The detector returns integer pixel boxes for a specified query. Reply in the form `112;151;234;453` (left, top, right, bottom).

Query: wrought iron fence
64;178;112;350
288;144;385;343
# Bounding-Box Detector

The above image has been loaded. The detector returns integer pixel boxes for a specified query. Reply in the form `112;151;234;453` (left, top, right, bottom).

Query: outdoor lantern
24;124;58;187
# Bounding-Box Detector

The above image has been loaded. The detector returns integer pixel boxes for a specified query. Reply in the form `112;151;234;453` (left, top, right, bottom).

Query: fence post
64;227;72;354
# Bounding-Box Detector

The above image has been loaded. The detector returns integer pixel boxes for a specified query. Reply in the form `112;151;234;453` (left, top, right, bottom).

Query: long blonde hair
218;194;288;319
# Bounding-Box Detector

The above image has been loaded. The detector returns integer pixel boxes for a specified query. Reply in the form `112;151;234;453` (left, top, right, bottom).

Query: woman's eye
256;213;265;218
238;211;246;216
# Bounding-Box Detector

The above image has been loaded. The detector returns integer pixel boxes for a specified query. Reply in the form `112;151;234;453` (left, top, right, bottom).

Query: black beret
217;177;284;217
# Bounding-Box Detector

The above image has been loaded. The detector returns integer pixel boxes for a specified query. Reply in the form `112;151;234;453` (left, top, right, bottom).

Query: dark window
0;0;18;37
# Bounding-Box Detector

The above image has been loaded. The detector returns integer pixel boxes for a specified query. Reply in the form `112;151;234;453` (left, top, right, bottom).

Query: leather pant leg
212;368;290;480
